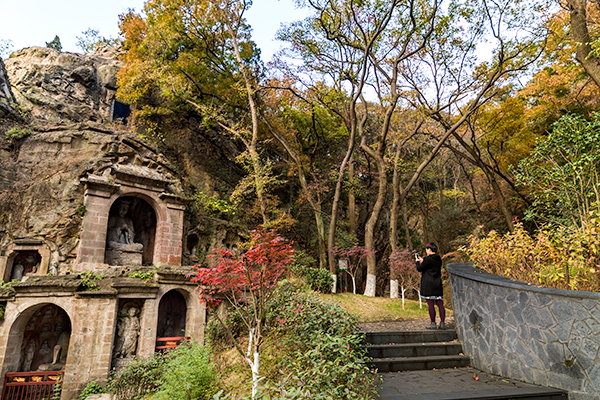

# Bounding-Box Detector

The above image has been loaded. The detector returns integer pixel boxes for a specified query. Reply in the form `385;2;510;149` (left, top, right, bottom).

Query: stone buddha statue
105;199;143;265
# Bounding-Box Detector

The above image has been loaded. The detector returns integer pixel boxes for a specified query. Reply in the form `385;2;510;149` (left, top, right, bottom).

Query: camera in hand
415;253;419;260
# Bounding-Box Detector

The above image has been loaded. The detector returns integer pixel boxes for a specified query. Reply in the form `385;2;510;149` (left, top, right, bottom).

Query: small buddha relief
105;199;144;265
9;250;42;281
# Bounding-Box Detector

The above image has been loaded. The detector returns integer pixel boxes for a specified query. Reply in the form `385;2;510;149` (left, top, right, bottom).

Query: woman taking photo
416;242;445;329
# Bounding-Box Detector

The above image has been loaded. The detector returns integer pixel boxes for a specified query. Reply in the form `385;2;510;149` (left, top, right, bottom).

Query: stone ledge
157;266;195;283
11;275;81;294
75;289;118;298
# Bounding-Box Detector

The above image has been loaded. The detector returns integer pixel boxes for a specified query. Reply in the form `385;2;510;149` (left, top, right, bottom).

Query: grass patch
317;293;431;322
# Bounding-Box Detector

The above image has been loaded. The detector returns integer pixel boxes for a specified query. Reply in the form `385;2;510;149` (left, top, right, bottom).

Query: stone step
365;329;458;345
378;368;569;400
366;329;568;400
367;342;464;358
372;354;471;372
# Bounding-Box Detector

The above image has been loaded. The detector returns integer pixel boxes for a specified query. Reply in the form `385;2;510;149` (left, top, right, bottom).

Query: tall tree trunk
362;142;387;297
328;129;357;292
567;0;600;87
390;145;401;255
348;153;357;234
262;120;328;267
228;21;268;226
402;195;413;251
389;146;401;298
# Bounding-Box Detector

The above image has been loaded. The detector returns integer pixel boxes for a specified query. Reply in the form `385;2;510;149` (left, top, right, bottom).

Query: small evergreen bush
79;381;104;400
107;353;167;400
46;35;62;51
152;341;218;400
290;251;333;293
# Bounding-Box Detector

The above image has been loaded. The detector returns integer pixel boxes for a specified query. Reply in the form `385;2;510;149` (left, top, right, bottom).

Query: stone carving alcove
105;196;157;266
156;290;187;339
76;164;186;268
184;233;200;263
20;304;71;372
0;239;52;282
111;300;144;372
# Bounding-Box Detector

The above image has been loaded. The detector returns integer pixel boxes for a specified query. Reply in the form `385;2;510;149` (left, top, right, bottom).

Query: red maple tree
191;227;294;399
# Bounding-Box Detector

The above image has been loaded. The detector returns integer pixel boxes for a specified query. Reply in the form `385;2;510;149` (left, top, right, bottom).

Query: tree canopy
116;0;600;296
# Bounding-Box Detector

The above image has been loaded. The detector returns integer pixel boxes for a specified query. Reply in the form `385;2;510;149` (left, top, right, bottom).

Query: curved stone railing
448;263;600;400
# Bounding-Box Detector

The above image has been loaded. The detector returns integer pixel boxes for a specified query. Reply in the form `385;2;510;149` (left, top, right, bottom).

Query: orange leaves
463;219;600;292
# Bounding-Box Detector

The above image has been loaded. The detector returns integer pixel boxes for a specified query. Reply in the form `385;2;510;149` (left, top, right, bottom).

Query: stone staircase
365;329;569;400
366;329;469;372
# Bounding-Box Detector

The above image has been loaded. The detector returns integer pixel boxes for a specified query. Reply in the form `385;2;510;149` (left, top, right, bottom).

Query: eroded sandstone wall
0;122;182;269
1;46;244;271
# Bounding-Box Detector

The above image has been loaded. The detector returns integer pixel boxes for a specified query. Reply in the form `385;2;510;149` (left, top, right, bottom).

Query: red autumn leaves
191;227;294;307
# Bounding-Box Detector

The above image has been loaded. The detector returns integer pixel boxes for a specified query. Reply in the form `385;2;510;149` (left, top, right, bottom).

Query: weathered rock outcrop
0;121;183;268
0;59;21;119
0;46;245;270
4;46;123;123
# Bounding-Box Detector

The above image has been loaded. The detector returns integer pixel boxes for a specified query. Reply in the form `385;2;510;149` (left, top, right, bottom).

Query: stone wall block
449;263;600;400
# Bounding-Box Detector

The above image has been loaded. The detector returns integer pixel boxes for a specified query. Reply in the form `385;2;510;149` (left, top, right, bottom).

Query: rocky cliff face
0;47;244;269
4;46;123;123
0;121;183;266
0;58;20;119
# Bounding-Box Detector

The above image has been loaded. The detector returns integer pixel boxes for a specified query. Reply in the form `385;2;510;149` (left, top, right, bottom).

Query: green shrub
80;271;104;291
266;283;377;399
152;341;218;400
303;266;333;293
4;127;31;142
290;251;333;293
107;353;167;400
193;191;237;219
80;381;104;400
211;281;377;399
291;250;316;269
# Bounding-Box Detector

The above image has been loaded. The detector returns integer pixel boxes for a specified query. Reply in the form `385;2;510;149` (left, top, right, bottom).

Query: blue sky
0;0;304;61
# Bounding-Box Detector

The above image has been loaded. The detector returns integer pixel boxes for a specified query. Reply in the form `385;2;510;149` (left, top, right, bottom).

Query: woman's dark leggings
426;299;445;323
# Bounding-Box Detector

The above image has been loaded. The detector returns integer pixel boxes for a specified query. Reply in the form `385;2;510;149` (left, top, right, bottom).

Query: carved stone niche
0;239;52;282
20;304;72;372
105;196;156;266
76;165;187;269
